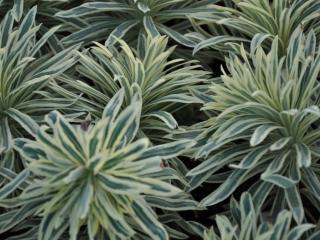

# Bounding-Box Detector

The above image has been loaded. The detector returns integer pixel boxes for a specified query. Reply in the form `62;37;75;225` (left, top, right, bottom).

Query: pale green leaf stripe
193;35;249;54
295;143;311;167
105;20;137;46
138;2;150;13
145;196;199;211
79;180;94;219
250;125;280;146
45;112;86;165
270;137;291;151
55;5;94;18
13;0;24;21
62;21;114;45
262;174;297;189
0;167;29;188
0;169;29;200
132;201;169;240
158;25;196;48
145;111;178;129
200;169;248;206
30;25;61;57
143;15;160;38
20;143;46;162
97;173;140;194
6;108;39;137
0;201;41;232
107;101;139;149
0;118;12;151
18;5;36;39
98;173;179;196
56;3;131;18
285;186;304;224
288;224;314;240
96;139;149;172
142;140;195;160
56;113;83;153
63;167;86;184
188;168;216;191
230;146;268;169
39;213;57;240
302;168;320;198
1;10;14;45
153;94;202;104
83;2;131;11
216;118;262;143
250;33;271;56
252;181;273;211
189;145;248;176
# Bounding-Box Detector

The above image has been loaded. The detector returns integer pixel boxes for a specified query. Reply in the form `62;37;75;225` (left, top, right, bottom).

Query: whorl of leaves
0;90;198;240
188;29;320;223
58;35;209;141
192;0;320;55
203;193;319;240
0;1;319;240
56;0;211;47
0;6;78;157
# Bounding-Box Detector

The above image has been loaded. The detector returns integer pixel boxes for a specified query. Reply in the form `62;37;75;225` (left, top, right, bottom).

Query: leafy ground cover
0;0;320;239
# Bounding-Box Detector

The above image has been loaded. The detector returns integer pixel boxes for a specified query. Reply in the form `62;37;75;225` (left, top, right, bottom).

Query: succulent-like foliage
192;0;320;55
0;0;76;24
0;90;197;240
0;7;78;156
60;35;209;141
203;193;319;240
188;30;320;223
1;1;320;239
56;0;210;47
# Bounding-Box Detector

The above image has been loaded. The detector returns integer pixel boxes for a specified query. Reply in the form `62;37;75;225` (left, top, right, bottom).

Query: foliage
56;0;211;47
0;6;78;160
188;30;320;223
0;1;320;239
0;90;198;240
203;193;319;240
58;35;209;141
192;0;320;55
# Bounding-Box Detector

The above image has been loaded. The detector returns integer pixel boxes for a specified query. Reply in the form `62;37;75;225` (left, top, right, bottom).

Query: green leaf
295;144;311;168
142;140;195;160
193;35;248;54
285;186;304;224
0;118;12;151
143;16;160;37
262;174;297;189
132;200;169;240
13;0;24;21
269;137;291;151
200;169;249;206
250;125;280;146
105;20;137;46
6;108;39;137
0;169;29;200
145;111;178;129
230;146;268;169
288;224;314;240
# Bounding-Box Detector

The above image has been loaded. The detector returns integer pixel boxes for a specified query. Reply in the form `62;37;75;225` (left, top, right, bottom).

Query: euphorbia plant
188;29;320;223
0;89;198;240
0;6;78;161
203;193;319;240
57;35;210;142
192;0;320;56
56;0;211;47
